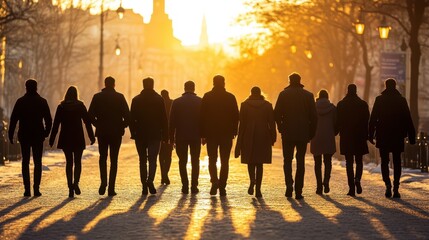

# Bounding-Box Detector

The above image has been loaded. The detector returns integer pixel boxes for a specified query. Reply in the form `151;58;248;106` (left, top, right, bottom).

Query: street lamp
98;0;125;90
304;48;312;59
354;10;365;35
378;16;391;39
290;43;297;54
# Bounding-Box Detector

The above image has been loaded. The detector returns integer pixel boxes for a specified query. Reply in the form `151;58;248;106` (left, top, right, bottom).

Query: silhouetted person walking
88;76;130;196
369;78;415;198
49;86;96;198
130;77;168;195
310;89;337;195
274;73;317;199
235;87;276;198
8;79;52;197
201;75;239;196
159;89;173;185
169;81;202;194
337;84;369;196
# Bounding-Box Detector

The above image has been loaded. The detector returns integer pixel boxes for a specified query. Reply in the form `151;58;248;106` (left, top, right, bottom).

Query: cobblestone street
1;142;429;239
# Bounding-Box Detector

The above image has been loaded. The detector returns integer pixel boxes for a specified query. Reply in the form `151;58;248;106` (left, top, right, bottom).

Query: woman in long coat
49;86;95;198
235;87;276;198
310;89;337;194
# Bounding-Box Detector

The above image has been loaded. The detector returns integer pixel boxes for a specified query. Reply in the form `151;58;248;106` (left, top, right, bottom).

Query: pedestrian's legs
189;140;201;192
380;148;392;197
255;164;263;197
218;138;232;194
282;139;295;197
295;141;307;198
136;139;148;194
207;139;219;194
63;150;74;189
176;141;189;190
147;140;161;194
247;164;255;195
355;154;363;194
392;150;402;197
108;137;122;195
32;141;43;196
323;154;332;193
97;137;108;194
313;154;322;193
73;149;83;187
159;142;172;184
345;154;355;196
20;142;31;196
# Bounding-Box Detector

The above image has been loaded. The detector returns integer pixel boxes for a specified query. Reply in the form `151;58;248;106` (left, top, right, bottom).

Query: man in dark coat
201;75;239;196
369;78;415;198
130;77;168;195
88;76;130;196
337;84;369;196
8;79;52;197
159;89;173;185
274;72;317;200
169;81;202;194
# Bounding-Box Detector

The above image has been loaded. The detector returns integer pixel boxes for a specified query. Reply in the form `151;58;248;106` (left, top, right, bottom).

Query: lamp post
114;36;133;103
98;0;125;90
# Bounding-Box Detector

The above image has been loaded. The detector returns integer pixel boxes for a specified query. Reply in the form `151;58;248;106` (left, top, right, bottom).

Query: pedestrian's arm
88;96;97;127
82;104;96;144
49;105;61;147
368;99;380;144
43;99;52;138
308;95;318;140
8;100;20;143
121;95;131;129
268;104;277;145
273;94;284;132
160;99;169;142
232;95;239;137
168;101;177;144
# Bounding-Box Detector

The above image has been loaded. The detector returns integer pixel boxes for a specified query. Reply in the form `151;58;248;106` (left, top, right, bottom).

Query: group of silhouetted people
8;73;415;200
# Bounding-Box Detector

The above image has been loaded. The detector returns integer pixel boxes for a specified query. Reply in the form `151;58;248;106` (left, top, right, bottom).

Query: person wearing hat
337;84;369;197
369;78;416;198
201;74;239;196
8;79;52;197
274;72;317;200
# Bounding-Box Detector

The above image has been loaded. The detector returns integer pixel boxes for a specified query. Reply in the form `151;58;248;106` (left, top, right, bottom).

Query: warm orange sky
113;0;251;46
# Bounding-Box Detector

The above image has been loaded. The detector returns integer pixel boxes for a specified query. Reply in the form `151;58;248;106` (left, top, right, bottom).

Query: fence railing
404;132;428;172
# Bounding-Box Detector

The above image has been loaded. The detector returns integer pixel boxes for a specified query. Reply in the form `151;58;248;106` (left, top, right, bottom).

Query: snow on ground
1;144;428;189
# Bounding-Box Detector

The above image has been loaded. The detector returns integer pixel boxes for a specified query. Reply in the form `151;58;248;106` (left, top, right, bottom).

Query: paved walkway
1;142;429;239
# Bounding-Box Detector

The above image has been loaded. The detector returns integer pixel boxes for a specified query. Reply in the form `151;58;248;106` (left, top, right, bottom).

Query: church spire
199;15;209;48
153;0;166;14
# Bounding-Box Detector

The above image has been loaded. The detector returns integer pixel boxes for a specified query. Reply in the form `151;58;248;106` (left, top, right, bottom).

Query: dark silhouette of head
385;78;397;90
143;77;154;89
213;75;225;88
317;89;329;99
161;89;169;98
251;86;261;96
63;86;79;102
289;72;301;85
347;84;357;95
25;79;37;93
184;81;195;92
104;76;115;88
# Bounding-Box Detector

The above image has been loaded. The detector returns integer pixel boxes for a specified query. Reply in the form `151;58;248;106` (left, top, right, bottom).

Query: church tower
199;15;209;48
144;0;181;49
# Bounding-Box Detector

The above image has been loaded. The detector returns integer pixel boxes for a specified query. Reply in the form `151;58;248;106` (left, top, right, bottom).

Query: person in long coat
8;79;52;197
310;89;337;195
159;89;173;185
235;87;276;198
274;73;318;200
130;77;168;195
337;84;369;196
369;78;415;198
201;75;239;196
88;76;130;196
49;86;95;198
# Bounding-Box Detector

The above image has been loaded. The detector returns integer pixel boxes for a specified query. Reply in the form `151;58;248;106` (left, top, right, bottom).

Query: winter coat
130;89;168;141
310;98;337;155
49;100;95;150
369;88;415;152
88;88;130;138
201;87;239;140
274;84;317;142
169;92;202;142
337;93;369;155
236;96;276;164
8;92;52;143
